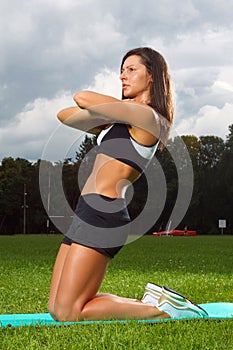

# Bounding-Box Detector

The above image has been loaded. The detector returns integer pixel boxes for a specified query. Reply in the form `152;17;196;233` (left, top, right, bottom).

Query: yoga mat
0;303;232;328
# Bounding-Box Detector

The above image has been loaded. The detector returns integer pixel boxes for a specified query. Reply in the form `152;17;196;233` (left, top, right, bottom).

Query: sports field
0;234;232;350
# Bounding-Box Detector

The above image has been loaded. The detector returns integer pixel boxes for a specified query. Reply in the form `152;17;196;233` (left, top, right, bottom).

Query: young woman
48;47;207;322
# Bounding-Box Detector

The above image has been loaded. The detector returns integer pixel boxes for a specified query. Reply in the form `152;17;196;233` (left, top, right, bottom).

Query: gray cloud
0;0;233;161
0;0;127;124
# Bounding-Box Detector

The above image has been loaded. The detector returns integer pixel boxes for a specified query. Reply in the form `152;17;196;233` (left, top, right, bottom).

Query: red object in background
152;230;197;236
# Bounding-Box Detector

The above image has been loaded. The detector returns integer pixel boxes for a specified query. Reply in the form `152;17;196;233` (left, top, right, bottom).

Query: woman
48;47;207;322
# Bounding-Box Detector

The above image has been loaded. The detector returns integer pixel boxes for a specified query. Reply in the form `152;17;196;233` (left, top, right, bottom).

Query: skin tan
48;55;170;321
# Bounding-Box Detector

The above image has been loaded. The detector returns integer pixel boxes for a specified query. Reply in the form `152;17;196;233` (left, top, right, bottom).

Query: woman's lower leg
79;293;170;321
49;243;169;322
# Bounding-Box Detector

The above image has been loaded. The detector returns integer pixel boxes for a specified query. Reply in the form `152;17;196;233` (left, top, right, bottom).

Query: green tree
155;139;178;231
74;135;97;192
1;126;232;235
197;136;225;233
0;157;34;234
218;124;233;233
178;136;200;231
198;136;225;169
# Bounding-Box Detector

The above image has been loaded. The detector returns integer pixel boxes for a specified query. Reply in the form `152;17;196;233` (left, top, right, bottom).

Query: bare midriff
81;153;140;198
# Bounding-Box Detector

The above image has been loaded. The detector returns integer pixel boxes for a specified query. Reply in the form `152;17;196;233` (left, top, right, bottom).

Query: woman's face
120;55;152;103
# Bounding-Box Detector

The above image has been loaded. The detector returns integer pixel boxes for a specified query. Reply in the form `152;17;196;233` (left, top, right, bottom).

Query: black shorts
62;193;131;259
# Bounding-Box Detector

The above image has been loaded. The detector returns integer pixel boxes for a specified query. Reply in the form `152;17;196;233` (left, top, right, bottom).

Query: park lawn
0;234;232;350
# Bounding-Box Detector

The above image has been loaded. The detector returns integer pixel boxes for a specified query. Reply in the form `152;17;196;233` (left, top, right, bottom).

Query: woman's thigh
54;243;110;317
48;243;70;314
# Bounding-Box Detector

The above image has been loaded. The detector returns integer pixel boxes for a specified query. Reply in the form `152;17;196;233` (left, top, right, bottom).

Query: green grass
0;235;233;349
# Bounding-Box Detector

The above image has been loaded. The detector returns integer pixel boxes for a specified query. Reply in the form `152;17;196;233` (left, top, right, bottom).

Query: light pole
22;184;28;234
47;172;51;234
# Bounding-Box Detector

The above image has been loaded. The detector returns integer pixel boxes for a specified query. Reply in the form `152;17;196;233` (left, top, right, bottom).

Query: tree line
0;124;232;235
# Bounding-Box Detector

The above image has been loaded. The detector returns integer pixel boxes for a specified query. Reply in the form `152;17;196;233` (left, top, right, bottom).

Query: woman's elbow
57;107;77;124
73;91;89;108
57;109;65;122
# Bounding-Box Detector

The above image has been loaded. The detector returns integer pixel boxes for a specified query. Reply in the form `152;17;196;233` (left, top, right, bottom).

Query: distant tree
62;159;80;210
217;124;233;233
0;157;34;234
198;136;225;169
1;125;232;235
75;134;97;163
154;139;178;231
196;136;225;233
74;135;97;192
225;124;233;150
181;135;200;168
177;136;201;230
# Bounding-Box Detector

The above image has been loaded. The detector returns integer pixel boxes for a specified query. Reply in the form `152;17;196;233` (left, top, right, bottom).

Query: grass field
0;234;232;349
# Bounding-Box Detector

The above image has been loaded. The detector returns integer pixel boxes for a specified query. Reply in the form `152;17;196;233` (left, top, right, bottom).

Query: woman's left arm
74;91;161;137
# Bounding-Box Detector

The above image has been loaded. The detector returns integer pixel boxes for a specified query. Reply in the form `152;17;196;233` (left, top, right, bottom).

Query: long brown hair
121;47;174;150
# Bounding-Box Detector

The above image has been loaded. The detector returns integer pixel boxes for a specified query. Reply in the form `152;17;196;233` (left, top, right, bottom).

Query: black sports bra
96;123;160;173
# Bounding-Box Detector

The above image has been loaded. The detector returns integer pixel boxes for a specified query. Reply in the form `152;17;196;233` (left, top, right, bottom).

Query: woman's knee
50;298;83;322
48;298;61;322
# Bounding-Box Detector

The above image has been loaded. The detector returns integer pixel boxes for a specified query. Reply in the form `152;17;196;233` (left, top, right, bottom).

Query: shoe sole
141;282;162;306
163;286;208;316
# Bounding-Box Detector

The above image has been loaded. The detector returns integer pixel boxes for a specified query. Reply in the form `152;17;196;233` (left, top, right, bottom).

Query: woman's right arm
57;91;162;139
57;106;110;135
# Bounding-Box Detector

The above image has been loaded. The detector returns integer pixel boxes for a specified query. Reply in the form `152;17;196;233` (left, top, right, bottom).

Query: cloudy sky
0;0;233;162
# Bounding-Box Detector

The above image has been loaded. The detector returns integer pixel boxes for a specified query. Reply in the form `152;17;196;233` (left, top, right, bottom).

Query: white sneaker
141;282;162;307
157;286;208;319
